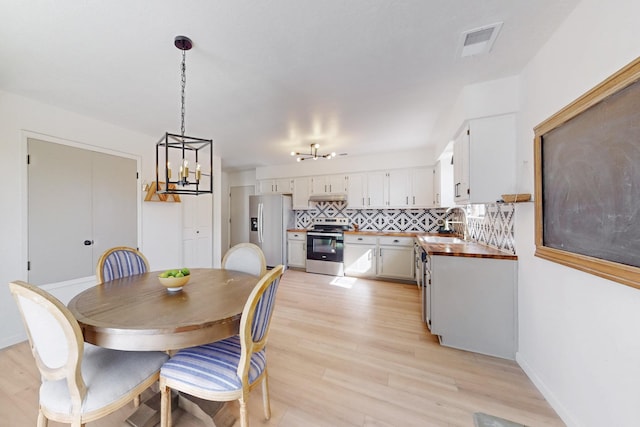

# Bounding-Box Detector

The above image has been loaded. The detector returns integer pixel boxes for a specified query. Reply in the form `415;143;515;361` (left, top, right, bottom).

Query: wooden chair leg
239;393;249;427
160;382;172;427
36;410;47;427
261;373;271;420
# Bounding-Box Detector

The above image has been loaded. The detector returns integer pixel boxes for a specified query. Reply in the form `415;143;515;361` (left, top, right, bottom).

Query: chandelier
290;143;337;162
155;35;213;195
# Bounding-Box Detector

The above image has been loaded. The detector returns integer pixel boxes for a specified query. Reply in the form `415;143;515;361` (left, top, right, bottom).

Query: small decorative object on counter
352;223;359;231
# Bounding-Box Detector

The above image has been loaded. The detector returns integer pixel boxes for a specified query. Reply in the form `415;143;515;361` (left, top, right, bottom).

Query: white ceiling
0;0;580;171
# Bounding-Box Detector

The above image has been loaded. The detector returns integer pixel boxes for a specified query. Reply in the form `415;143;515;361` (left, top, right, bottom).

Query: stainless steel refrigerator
249;194;293;268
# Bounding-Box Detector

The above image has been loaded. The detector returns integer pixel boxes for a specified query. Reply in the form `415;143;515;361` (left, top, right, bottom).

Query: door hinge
136;172;139;179
27;261;31;271
27;154;30;164
467;129;470;135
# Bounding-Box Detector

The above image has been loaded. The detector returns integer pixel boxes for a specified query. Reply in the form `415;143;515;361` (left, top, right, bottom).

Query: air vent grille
459;22;503;57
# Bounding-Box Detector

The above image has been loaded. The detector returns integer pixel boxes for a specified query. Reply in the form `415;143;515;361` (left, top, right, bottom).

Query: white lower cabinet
377;236;415;280
287;232;306;269
344;234;414;281
428;254;517;360
344;235;377;277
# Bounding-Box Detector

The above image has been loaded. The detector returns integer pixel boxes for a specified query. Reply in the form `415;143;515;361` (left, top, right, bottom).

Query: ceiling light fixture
155;35;213;195
290;143;337;162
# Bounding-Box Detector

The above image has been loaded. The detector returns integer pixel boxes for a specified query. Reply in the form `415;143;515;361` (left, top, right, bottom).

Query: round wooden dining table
68;268;260;427
68;268;260;351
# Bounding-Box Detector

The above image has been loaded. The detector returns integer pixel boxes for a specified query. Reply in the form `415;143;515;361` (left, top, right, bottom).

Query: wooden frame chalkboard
534;56;640;289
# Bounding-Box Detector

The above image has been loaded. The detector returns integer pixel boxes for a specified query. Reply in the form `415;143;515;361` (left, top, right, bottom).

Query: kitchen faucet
444;206;470;241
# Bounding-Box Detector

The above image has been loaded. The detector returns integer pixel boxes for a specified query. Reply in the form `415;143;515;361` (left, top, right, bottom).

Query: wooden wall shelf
144;182;181;202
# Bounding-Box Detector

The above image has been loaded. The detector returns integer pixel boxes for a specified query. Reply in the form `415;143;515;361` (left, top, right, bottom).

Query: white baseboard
516;351;579;427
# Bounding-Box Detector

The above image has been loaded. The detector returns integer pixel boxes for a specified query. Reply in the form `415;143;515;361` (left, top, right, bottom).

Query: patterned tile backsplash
294;201;516;254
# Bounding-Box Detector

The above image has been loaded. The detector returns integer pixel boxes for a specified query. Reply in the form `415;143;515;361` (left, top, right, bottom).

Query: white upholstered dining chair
8;280;169;427
159;264;285;427
222;242;267;277
96;246;150;284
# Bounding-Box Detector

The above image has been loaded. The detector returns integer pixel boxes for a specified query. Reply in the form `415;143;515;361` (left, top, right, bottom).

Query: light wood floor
0;270;564;426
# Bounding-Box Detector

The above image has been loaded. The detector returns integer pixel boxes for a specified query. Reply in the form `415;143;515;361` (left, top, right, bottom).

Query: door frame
21;130;142;286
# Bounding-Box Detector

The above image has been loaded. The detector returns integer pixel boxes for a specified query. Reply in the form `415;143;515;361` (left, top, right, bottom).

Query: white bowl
158;275;190;291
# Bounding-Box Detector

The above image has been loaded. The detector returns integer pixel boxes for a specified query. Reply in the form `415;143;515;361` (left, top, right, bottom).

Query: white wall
515;1;640;426
0;90;184;348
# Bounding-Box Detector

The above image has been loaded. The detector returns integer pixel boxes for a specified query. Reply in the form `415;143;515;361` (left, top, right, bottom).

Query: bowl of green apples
158;268;191;291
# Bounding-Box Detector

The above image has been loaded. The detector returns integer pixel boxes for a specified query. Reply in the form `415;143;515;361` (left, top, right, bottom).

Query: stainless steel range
306;217;349;276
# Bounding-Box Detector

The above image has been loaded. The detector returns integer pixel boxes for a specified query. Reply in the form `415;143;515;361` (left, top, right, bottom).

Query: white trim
516;352;578;427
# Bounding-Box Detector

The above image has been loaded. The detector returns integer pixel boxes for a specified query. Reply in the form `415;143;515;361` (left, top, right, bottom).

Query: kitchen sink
421;236;466;244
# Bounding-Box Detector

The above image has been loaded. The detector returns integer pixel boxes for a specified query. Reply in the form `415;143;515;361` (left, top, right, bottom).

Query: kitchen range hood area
308;193;347;202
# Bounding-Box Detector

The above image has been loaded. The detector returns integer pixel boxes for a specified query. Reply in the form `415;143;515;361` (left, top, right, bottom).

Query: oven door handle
307;231;344;238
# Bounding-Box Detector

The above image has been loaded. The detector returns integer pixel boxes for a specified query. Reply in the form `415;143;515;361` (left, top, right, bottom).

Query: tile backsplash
294;202;449;233
294;201;516;254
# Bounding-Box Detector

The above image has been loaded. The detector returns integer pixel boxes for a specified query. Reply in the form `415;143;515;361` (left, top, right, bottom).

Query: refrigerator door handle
258;202;264;243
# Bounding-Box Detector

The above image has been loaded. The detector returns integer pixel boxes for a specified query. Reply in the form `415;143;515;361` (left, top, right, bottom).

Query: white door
182;194;213;268
229;185;254;248
28;139;138;285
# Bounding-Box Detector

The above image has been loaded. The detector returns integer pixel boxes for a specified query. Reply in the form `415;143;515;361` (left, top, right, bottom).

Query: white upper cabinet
409;167;434;207
310;174;347;195
387;170;411;207
453;114;516;204
292;177;311;210
257;178;292;194
346;173;367;209
346;167;435;209
366;171;387;208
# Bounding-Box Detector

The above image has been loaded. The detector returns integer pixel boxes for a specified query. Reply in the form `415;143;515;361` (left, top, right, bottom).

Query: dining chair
8;280;169;427
222;242;267;277
159;264;285;427
96;246;150;284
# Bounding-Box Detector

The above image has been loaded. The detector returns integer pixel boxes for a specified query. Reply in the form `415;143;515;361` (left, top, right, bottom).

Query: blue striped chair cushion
251;276;280;341
102;250;147;282
160;336;266;392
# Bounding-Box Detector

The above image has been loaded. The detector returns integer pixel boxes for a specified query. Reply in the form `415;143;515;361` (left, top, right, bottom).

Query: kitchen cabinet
346;173;367;209
453;114;516;204
343;234;377;277
377;236;415;280
344;234;414;281
347;167;434;209
292;177;311;210
409;167;434;207
426;253;517;360
433;160;442;207
287;231;306;269
257;178;292;195
310;174;347;195
365;172;387;208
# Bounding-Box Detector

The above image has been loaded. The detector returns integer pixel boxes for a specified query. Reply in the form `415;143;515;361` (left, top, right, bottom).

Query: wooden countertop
415;235;517;260
288;229;516;259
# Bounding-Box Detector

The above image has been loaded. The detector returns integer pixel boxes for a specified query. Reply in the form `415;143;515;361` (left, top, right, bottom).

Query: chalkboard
534;56;640;289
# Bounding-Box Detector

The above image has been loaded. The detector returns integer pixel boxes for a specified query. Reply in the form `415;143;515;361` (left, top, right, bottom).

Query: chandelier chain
180;49;186;137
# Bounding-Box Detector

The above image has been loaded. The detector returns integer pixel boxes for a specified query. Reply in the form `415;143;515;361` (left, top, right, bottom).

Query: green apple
175;272;184;277
181;268;190;276
159;271;170;278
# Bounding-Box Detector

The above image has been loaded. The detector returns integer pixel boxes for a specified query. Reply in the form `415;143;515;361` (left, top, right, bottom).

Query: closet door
28;139;138;285
28;140;93;284
91;151;138;268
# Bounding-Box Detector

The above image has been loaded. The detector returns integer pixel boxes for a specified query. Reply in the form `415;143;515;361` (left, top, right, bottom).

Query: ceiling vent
458;22;503;57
